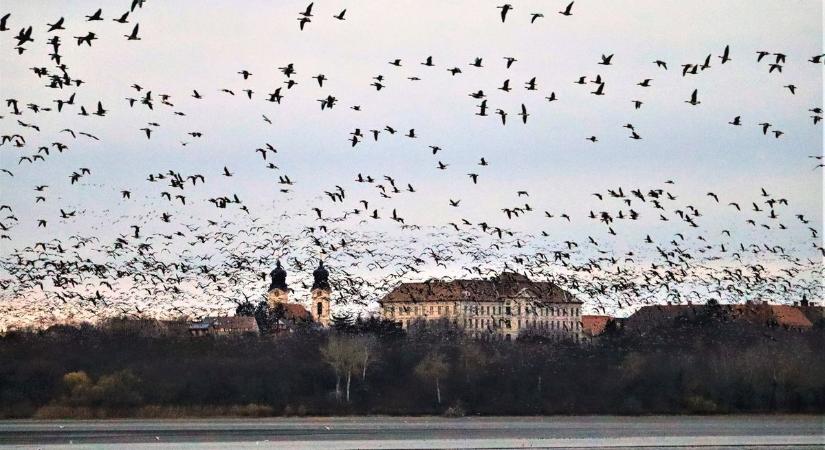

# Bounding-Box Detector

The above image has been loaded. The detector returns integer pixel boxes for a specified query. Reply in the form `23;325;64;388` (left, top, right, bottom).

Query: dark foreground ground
0;415;822;449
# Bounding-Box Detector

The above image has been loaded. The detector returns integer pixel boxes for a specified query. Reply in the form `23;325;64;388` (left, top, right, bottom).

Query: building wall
382;298;582;342
311;288;331;327
266;288;288;307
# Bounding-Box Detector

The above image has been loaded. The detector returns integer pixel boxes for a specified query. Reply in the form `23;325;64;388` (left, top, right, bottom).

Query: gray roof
381;272;582;305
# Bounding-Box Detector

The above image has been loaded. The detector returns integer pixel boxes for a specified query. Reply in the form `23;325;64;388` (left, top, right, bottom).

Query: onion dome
312;260;330;291
269;260;287;291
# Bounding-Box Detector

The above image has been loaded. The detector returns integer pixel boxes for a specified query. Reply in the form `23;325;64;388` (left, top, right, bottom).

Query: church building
266;260;332;326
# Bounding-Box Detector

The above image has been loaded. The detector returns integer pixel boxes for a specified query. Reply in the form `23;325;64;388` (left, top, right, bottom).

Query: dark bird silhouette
498;79;512;92
497;4;513;22
86;9;103;21
74;32;97;46
93;101;107;116
518;104;529;124
495;109;507;125
113;12;129;23
47;17;65;31
685;89;700;105
476;99;488;116
719;45;731;63
559;1;574;16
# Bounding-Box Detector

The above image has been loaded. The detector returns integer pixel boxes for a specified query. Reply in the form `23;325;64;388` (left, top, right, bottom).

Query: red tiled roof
204;316;259;333
582;315;612;337
625;303;813;331
381;272;582;305
282;303;311;320
768;305;813;328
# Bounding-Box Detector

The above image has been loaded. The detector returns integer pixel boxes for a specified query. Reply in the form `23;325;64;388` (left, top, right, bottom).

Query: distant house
281;303;312;321
581;315;614;344
188;321;211;337
189;316;259;336
271;303;313;334
623;301;816;335
796;298;824;328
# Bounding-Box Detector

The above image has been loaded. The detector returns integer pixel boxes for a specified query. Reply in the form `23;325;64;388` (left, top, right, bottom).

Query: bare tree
415;351;450;405
320;334;368;402
358;335;378;382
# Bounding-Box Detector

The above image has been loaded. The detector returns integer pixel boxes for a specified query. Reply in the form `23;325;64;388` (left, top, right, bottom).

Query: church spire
269;260;287;291
312;260;330;291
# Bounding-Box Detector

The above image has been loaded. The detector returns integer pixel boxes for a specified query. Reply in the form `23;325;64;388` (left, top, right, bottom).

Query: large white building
379;272;583;342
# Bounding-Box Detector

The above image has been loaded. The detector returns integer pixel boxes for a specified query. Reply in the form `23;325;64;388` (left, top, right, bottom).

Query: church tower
266;260;289;307
310;260;332;326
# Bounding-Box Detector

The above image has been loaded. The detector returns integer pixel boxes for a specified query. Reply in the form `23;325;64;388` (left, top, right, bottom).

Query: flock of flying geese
0;2;823;327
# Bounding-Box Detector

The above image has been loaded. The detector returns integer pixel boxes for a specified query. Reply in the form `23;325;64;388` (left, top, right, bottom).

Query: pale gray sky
0;0;823;326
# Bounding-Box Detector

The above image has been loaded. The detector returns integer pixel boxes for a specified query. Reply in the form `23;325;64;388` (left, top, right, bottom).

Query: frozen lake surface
0;415;822;448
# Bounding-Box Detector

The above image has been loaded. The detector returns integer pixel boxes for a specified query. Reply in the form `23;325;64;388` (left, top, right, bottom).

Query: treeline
0;312;823;418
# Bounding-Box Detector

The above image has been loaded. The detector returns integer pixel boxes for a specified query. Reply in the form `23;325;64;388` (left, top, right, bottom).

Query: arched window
316;302;323;316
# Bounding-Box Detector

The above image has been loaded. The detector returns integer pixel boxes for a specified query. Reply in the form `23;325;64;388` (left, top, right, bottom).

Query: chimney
745;300;752;305
800;298;809;307
762;300;768;305
687;300;692;306
793;301;799;306
666;301;672;306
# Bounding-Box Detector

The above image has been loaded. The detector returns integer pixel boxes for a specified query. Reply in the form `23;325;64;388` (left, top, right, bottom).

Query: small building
795;297;824;328
581;315;614;344
380;271;584;342
623;300;815;334
189;316;259;336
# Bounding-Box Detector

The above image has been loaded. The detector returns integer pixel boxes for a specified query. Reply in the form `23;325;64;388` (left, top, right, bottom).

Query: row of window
463;318;582;331
385;303;580;318
469;332;582;343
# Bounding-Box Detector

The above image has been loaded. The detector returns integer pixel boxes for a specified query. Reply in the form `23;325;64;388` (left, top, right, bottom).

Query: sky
0;0;823;327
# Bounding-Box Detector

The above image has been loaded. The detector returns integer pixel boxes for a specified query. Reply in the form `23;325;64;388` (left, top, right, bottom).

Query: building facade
189;316;259;336
380;272;583;341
